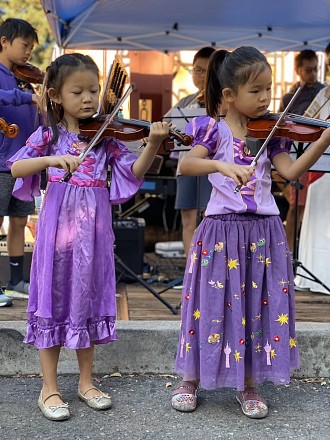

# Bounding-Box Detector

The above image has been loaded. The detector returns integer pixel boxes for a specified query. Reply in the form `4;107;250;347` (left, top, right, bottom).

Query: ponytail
205;50;228;118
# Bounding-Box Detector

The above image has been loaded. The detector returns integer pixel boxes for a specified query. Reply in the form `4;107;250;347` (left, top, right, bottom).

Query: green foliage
0;0;55;70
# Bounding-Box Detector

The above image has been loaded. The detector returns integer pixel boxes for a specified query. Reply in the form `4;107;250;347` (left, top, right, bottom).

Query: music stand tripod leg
294;261;330;293
114;253;180;315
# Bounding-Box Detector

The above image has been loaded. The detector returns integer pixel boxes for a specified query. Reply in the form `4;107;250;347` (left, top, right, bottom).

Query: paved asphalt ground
0;374;329;440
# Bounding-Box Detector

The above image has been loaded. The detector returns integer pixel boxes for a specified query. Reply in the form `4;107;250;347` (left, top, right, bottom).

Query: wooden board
1;285;329;323
116;282;129;320
0;283;129;322
125;285;330;322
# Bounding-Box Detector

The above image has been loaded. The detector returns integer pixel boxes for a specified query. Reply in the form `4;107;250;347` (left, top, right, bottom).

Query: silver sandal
236;387;268;419
171;381;198;412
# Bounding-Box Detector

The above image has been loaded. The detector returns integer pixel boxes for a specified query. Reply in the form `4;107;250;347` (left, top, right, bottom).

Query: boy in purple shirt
0;18;40;306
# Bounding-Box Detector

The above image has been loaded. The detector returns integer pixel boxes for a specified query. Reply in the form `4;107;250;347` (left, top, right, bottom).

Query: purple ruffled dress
174;117;300;391
8;126;143;349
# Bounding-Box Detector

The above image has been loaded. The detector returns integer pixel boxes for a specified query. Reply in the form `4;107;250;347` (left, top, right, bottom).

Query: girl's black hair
219;46;270;94
205;49;229;118
43;53;99;145
0;18;38;50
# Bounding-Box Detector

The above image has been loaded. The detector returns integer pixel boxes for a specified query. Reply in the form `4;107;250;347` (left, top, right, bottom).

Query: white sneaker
0;291;13;307
6;280;29;298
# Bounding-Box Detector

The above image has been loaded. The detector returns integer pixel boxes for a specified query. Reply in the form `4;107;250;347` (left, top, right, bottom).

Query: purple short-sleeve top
185;116;291;216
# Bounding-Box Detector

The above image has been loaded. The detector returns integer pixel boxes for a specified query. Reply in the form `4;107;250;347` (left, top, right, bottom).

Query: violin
13;63;45;84
247;112;330;143
79;116;194;146
0;118;19;138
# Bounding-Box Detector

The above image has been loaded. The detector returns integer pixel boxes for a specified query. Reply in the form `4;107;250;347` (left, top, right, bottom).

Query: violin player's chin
254;108;268;118
80;109;96;118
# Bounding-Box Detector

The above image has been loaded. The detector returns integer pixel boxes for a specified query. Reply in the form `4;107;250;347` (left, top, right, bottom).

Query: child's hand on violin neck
218;162;255;186
148;121;171;146
32;94;41;106
48;154;82;172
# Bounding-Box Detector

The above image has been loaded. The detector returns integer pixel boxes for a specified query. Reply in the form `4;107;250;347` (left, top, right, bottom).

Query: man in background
170;47;215;258
278;50;325;253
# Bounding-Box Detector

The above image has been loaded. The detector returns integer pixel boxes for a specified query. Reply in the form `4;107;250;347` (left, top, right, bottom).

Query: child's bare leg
76;345;112;410
39;346;62;405
76;345;103;398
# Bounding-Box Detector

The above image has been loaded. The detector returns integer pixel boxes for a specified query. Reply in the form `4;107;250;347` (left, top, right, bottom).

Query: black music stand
114;253;180;315
164;107;205;226
290;142;330;293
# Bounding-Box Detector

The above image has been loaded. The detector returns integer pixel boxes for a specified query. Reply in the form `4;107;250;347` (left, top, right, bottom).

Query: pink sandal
236;387;268;419
171;381;198;412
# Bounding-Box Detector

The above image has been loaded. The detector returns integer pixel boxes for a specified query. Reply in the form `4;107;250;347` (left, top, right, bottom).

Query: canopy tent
40;0;330;53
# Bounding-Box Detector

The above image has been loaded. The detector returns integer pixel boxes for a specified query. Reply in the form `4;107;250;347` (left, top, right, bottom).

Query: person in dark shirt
278;50;325;115
277;50;325;253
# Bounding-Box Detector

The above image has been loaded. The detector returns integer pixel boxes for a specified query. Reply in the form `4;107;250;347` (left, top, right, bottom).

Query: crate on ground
155;241;185;259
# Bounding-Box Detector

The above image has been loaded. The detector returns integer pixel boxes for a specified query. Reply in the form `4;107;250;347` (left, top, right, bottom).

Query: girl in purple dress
171;46;330;418
8;53;170;421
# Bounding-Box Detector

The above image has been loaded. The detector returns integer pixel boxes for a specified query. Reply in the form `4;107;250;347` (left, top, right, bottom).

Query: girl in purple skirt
171;46;330;418
8;53;170;421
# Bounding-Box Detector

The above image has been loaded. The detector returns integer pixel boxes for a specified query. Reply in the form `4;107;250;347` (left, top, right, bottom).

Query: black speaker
113;218;145;277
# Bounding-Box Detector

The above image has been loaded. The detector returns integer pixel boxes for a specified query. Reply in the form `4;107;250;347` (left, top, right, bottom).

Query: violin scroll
0;118;19;138
174;131;194;146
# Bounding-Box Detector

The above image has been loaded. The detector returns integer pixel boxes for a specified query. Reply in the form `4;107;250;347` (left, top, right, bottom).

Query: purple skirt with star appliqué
174;213;300;391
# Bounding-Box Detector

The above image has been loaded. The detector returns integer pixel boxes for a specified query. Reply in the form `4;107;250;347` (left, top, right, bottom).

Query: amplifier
113;218;145;278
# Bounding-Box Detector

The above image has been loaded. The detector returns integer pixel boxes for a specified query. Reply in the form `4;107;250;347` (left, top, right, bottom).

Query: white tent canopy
40;0;330;53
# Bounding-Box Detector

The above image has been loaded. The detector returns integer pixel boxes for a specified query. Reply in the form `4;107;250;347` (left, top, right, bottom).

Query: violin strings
287;113;330;127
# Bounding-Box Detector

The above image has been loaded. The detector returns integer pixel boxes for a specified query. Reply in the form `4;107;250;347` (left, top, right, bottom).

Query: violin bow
234;83;304;193
60;83;134;183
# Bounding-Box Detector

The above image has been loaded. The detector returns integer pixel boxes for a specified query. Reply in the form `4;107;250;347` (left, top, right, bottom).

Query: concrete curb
0;321;329;377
